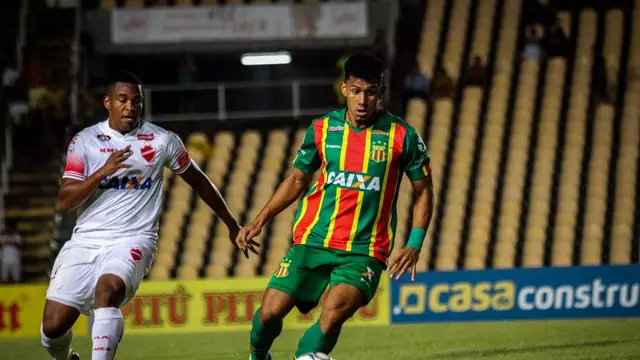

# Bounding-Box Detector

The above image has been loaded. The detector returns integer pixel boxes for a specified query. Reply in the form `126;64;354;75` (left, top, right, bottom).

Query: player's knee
42;300;79;339
319;307;353;333
319;295;361;332
258;289;294;323
94;274;127;308
258;305;287;324
42;315;69;339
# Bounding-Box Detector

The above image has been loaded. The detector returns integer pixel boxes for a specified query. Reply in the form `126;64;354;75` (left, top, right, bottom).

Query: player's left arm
178;166;241;236
388;127;435;281
166;133;251;256
409;175;435;235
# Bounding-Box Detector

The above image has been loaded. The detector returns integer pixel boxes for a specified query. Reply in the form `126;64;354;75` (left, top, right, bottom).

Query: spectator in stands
403;64;429;104
466;55;487;88
430;68;455;99
545;22;568;58
0;220;22;283
523;0;556;29
2;57;29;124
522;26;542;61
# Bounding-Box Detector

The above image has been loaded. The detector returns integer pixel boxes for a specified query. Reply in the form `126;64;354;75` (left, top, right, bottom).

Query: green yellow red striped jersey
291;108;431;263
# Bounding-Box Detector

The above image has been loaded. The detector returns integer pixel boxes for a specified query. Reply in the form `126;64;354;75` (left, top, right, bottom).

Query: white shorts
45;236;156;316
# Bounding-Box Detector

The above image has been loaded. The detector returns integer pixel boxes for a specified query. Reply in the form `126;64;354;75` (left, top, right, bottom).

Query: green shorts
267;244;384;314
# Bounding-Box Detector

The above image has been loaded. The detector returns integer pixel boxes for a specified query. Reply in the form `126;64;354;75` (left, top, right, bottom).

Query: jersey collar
341;107;383;133
100;118;145;140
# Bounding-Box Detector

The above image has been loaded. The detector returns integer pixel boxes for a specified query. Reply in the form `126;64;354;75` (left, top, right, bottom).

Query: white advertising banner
110;2;368;44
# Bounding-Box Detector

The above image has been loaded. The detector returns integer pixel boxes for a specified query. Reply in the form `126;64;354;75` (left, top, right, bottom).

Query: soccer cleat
70;351;80;360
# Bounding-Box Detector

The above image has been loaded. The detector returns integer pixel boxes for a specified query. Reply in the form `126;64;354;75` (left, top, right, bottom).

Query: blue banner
390;265;640;323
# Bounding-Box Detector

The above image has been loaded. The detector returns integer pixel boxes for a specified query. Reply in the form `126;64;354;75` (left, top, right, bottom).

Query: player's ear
103;95;111;111
341;82;348;98
379;84;386;99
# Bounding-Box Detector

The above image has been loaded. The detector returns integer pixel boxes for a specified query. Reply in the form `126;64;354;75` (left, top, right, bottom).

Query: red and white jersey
63;119;191;243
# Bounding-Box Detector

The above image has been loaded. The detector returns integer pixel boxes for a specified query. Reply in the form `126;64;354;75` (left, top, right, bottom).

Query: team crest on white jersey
141;143;156;165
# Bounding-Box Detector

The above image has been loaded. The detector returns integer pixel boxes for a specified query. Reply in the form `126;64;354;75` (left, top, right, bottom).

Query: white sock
91;307;123;360
41;325;73;360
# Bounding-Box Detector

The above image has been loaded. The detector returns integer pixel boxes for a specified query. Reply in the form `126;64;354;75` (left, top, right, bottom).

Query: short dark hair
107;71;143;93
344;51;386;83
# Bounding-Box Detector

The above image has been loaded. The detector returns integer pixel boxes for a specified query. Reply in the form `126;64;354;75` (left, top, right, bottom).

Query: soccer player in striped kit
235;52;435;359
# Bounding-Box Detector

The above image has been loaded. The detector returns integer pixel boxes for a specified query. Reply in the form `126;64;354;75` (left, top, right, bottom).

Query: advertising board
120;276;389;333
111;2;368;44
391;265;640;323
0;284;88;338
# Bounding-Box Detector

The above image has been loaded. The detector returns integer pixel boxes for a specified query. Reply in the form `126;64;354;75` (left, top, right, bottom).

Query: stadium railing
87;78;338;123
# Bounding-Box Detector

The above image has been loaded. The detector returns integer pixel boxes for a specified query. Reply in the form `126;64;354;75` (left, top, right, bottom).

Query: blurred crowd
2;50;71;164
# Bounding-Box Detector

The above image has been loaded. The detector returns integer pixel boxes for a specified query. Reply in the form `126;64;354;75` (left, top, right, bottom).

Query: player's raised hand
234;220;261;259
387;247;420;281
99;145;133;176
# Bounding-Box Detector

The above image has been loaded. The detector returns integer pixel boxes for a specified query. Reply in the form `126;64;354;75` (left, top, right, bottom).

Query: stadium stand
610;1;639;265
3;0;639;283
162;0;640;279
79;0;640;279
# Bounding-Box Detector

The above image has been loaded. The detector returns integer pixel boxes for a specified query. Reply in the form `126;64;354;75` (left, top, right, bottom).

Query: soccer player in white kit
40;72;259;360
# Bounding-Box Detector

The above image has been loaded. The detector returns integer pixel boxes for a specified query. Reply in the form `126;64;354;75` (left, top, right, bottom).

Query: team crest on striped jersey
369;140;388;163
274;258;292;278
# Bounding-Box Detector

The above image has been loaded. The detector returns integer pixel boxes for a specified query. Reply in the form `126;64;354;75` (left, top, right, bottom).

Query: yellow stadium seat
178;265;199;280
236;264;257;278
149;266;170;280
206;264;227;278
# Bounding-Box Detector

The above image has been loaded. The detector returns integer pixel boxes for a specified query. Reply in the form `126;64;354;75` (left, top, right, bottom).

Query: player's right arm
235;122;321;249
57;135;133;211
252;167;314;228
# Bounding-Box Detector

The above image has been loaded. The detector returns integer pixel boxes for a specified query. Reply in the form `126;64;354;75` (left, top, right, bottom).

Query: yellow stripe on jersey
346;127;372;251
301;118;330;244
324;125;350;247
292;183;315;235
369;123;397;257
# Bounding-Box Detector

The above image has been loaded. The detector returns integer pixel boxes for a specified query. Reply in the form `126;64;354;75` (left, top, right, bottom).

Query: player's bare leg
41;299;81;360
91;274;126;360
249;288;296;360
295;284;364;357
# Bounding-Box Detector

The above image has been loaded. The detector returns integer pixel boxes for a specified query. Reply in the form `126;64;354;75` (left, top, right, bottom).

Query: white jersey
63;119;191;243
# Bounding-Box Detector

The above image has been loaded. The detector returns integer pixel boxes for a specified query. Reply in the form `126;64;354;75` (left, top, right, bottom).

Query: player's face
341;76;384;123
104;82;143;133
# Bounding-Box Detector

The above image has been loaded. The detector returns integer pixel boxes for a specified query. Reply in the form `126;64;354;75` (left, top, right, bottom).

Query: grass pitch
4;319;639;359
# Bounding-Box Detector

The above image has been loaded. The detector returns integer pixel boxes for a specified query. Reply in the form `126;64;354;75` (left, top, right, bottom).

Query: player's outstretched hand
388;247;420;281
99;145;133;176
234;220;262;259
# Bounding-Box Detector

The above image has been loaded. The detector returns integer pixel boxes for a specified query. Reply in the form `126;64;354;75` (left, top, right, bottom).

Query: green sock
249;307;282;360
295;321;341;357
